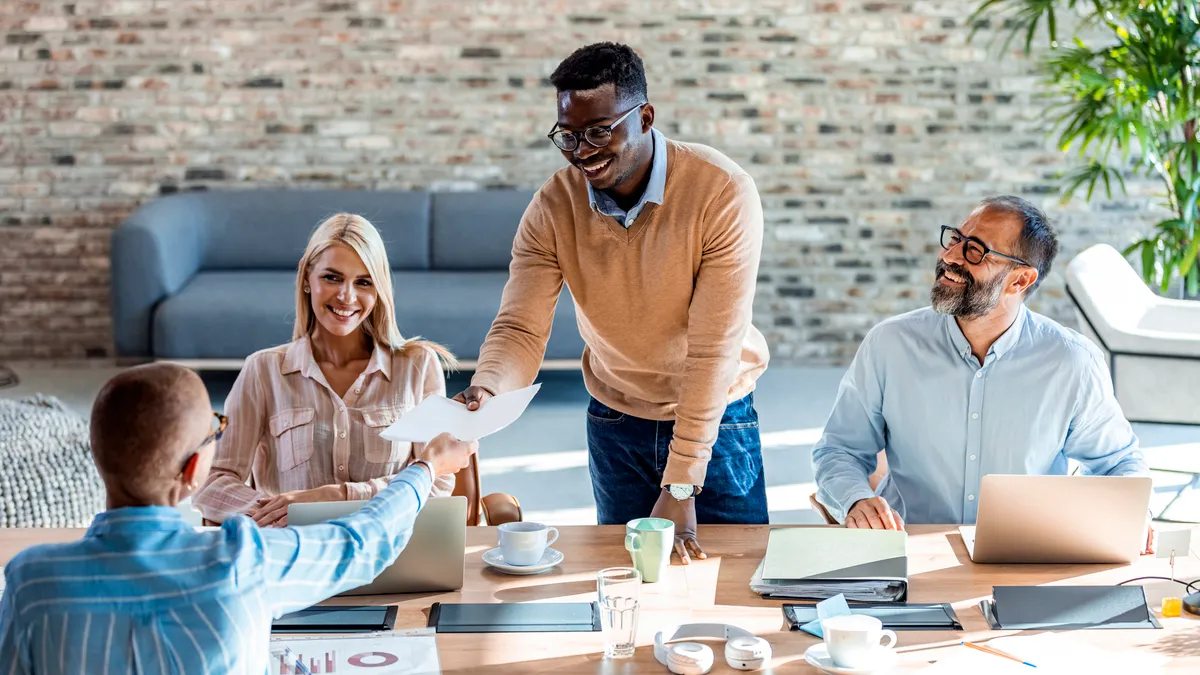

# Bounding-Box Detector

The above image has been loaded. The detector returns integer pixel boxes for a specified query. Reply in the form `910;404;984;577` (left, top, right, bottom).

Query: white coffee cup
497;522;559;566
820;614;897;669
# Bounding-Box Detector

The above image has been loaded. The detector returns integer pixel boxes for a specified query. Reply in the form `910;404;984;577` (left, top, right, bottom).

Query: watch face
669;484;694;500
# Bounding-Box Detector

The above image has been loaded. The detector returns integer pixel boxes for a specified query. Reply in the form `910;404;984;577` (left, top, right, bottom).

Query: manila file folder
754;528;909;602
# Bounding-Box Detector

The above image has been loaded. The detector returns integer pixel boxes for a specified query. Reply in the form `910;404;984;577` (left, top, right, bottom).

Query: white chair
1065;244;1200;425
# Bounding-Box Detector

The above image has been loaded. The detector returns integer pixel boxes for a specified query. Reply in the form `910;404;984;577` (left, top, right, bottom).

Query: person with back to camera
0;362;477;672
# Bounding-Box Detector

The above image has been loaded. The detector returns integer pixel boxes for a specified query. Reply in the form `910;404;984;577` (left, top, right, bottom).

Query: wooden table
3;524;1199;673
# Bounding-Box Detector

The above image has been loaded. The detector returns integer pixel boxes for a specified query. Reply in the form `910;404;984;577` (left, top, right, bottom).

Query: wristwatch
412;458;435;481
666;484;700;501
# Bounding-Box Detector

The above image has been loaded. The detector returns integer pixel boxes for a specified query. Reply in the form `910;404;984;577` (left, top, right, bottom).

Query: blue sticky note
799;594;852;638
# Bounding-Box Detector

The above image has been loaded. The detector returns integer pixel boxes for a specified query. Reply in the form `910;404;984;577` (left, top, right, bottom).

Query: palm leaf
978;0;1200;291
1178;236;1200;278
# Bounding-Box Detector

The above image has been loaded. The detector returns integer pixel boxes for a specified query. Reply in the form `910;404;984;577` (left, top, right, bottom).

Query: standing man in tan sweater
454;43;769;562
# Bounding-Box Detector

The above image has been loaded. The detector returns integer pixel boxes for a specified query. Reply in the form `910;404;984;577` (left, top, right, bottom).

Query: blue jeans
586;393;769;525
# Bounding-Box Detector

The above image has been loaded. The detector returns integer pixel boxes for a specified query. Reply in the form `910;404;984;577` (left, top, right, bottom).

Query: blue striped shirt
0;465;433;675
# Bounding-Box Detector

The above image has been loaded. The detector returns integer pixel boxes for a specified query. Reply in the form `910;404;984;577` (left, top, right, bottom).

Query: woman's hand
249;484;345;527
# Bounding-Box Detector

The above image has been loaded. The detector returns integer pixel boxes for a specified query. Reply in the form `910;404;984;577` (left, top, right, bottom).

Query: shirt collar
282;336;392;381
991;305;1028;358
587;127;668;215
944;305;1029;363
281;337;315;377
364;340;393;381
87;506;192;537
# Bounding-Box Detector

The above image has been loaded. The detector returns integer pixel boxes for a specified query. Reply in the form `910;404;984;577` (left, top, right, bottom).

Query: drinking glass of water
597;567;641;658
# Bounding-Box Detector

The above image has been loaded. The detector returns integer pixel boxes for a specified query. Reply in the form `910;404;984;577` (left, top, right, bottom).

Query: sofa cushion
153;271;297;359
189;190;432;271
431;190;536;270
391;271;584;361
153;270;584;361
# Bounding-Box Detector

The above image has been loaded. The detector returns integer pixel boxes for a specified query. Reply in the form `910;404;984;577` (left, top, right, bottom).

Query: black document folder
428;602;601;633
981;585;1162;630
272;606;397;633
784;603;963;631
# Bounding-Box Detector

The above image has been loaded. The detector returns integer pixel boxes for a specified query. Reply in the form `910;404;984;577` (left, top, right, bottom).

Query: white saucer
482;547;564;575
804;643;898;675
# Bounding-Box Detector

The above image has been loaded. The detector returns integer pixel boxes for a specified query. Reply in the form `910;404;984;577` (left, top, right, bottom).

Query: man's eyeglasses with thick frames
547;103;645;152
940;226;1030;267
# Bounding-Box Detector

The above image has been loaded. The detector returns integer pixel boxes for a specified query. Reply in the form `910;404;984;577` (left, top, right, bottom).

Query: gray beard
930;268;1007;317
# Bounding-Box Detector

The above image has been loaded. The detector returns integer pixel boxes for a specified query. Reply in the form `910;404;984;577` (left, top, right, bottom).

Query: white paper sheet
379;384;541;443
269;634;439;675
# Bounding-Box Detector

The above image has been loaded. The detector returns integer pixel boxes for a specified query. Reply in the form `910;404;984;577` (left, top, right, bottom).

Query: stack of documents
749;528;908;602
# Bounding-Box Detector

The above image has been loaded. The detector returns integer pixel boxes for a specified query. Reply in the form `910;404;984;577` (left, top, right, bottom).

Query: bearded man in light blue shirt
813;196;1147;530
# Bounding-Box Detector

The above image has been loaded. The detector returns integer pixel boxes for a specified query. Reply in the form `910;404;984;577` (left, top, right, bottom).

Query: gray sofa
110;189;584;363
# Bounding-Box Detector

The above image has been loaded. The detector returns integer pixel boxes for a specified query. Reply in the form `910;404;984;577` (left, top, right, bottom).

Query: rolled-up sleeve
194;354;268;521
812;329;888;523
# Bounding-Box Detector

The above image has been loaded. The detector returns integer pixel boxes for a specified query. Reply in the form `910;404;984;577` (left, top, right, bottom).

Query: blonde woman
194;214;458;526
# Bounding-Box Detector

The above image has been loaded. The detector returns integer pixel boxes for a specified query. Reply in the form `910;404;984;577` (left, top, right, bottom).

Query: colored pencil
962;641;1037;668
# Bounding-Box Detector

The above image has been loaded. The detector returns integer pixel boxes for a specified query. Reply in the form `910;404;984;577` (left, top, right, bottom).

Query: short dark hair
980;195;1059;297
91;363;207;496
549;42;648;106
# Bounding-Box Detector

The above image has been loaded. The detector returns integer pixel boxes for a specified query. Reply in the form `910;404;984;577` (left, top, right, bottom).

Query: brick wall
0;0;1158;363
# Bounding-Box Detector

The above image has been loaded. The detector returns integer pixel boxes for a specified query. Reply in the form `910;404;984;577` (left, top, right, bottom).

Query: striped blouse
193;337;453;523
0;465;433;675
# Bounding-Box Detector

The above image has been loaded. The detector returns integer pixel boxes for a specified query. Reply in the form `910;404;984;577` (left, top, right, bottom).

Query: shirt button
355;388;361;394
968;494;975;501
975;371;982;379
338;464;345;471
969;454;977;461
971;413;979;420
340;431;346;439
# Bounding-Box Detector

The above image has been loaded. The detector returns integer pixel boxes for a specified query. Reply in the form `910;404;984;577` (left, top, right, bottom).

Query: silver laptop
288;496;467;595
960;475;1152;564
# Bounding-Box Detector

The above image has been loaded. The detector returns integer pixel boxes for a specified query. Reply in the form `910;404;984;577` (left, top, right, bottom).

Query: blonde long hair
294;213;458;370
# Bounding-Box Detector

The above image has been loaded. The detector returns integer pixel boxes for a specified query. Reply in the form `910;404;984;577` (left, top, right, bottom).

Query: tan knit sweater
472;138;770;486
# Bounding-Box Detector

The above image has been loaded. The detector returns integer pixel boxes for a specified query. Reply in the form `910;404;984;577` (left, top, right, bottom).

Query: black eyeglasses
940;226;1030;267
547;103;645;152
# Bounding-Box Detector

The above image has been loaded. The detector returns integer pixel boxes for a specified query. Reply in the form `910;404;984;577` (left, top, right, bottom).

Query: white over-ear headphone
654;623;772;674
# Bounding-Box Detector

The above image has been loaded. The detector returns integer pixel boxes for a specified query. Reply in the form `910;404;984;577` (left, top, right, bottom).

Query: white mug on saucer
820;614;897;669
497;522;559;566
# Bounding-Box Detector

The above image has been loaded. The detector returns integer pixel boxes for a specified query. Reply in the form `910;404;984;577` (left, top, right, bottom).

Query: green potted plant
971;1;1200;296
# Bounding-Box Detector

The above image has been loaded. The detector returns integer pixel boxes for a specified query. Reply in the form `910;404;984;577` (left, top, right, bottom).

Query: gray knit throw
0;395;105;528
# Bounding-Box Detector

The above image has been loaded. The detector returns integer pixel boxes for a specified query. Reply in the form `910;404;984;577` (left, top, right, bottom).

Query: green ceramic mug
625;517;674;583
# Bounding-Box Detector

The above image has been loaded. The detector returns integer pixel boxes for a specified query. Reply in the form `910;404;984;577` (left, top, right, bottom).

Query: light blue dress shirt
0;465;432;675
813;306;1146;525
587;127;667;227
